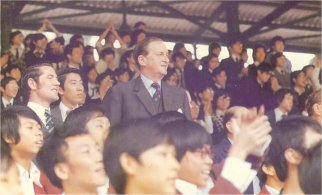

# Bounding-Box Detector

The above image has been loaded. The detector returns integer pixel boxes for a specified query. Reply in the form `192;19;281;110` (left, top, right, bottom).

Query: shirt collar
265;185;281;195
176;179;198;195
16;162;43;188
215;109;225;117
59;102;75;122
27;101;49;125
2;96;13;107
231;54;241;61
274;108;287;122
140;74;162;97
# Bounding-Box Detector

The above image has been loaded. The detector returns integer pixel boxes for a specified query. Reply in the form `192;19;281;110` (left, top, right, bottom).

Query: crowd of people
1;18;321;195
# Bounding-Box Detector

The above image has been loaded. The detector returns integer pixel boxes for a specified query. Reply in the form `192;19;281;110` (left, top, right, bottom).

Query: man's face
118;72;130;83
130;144;179;194
273;41;285;53
276;55;286;68
59;73;84;107
12;33;24;46
166;73;178;87
212;47;221;57
34;66;60;104
136;32;146;43
3;80;19;99
87;68;98;84
10;116;43;156
68;47;83;65
200;87;214;102
216;95;231;111
179;145;213;188
85;112;110;150
8;68;21;81
258;71;271;83
139;41;170;79
208;57;219;70
175;57;186;71
280;93;293;113
103;54;114;63
255;48;266;63
294;72;306;88
61;135;107;190
230;41;243;55
35;38;48;51
214;71;227;87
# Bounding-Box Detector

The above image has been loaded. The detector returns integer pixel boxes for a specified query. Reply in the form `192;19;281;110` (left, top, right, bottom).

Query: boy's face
85;112;110;150
3;80;19;99
178;145;213;188
60;73;84;107
60;135;106;190
10;116;43;156
129;144;179;194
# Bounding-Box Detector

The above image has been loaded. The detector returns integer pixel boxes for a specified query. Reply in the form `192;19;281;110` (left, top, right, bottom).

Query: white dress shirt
176;178;214;195
17;162;42;195
27;101;50;126
2;96;14;108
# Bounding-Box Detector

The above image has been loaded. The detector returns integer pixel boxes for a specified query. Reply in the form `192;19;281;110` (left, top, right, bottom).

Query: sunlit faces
139;41;170;79
85;112;110;150
59;135;107;190
68;46;84;65
32;66;60;104
125;144;179;194
9;116;43;156
1;80;19;100
208;57;219;70
273;41;285;53
59;73;84;107
279;93;293;113
178;145;213;188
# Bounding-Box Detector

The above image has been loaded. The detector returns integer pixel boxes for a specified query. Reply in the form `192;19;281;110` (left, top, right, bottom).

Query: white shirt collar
176;178;214;195
59;102;77;122
265;185;280;195
215;109;225;117
2;96;13;107
17;162;42;195
274;107;287;122
231;54;241;62
27;101;49;126
140;74;162;97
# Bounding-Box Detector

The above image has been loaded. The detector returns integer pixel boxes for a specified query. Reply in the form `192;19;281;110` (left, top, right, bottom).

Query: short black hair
4;64;21;75
256;62;273;74
103;119;170;194
152;111;186;125
173;42;185;54
95;70;114;85
54;36;65;46
30;33;47;51
0;76;17;89
99;47;115;59
162;68;177;83
69;34;83;44
269;36;285;50
114;67;129;77
208;42;221;55
64;41;84;58
9;31;22;45
134;21;146;29
252;44;266;61
171;52;185;62
274;88;293;107
302;64;315;75
1;106;41;145
57;68;82;90
163;120;212;161
271;116;321;182
130;29;146;46
20;63;53;99
270;52;284;68
291;70;304;86
212;66;226;77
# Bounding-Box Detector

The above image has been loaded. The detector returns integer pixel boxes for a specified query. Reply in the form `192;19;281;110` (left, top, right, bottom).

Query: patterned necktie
16;48;19;59
151;82;161;102
45;109;54;132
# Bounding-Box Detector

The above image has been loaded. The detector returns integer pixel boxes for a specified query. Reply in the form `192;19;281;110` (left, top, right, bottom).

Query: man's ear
262;164;274;176
138;55;146;67
58;86;64;96
3;135;15;144
225;121;233;134
27;78;38;90
0;86;4;93
284;148;303;165
54;163;70;181
313;103;321;116
119;153;139;176
67;54;71;61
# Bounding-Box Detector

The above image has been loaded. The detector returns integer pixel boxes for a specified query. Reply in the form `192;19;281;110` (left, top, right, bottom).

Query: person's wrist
229;146;248;161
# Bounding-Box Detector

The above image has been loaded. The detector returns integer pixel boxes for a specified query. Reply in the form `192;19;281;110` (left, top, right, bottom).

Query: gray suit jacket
102;76;192;125
51;104;64;129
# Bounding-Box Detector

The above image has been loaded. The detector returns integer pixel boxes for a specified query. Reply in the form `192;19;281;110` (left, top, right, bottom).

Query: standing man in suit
102;37;191;125
21;63;60;134
265;88;293;128
51;68;85;128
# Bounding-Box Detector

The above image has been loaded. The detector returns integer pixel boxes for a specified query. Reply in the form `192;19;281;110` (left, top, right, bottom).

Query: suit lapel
134;77;157;115
161;81;173;112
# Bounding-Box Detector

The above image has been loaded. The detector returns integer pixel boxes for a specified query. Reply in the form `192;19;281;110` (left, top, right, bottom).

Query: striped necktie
45;109;54;132
151;82;161;102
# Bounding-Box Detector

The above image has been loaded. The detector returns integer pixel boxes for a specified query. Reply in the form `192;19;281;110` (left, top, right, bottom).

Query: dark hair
119;50;134;67
162;68;177;83
95;70;114;85
228;36;242;47
252;44;266;61
134;21;146;29
23;34;34;48
103;119;169;194
114;67;129;77
274;88;293;107
206;54;218;66
306;89;321;116
299;141;321;194
270;52;284;68
63;105;106;136
100;47;115;59
4;64;21;75
64;41;84;59
0;76;17;89
271;116;321;181
269;36;285;51
21;63;53;99
130;29;146;46
54;36;65;46
291;70;304;86
173;42;185;54
57;68;82;90
302;64;315;75
212;66;226;77
214;90;231;106
119;31;131;38
133;37;163;68
69;34;83;44
171;52;185;62
152;111;186;125
1;106;42;145
163;120;212;161
208;42;221;55
256;62;273;74
30;33;47;51
9;31;22;45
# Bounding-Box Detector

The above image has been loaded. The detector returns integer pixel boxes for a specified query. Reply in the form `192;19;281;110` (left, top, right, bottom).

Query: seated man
1;106;61;195
103;119;180;194
270;116;321;194
37;126;107;194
